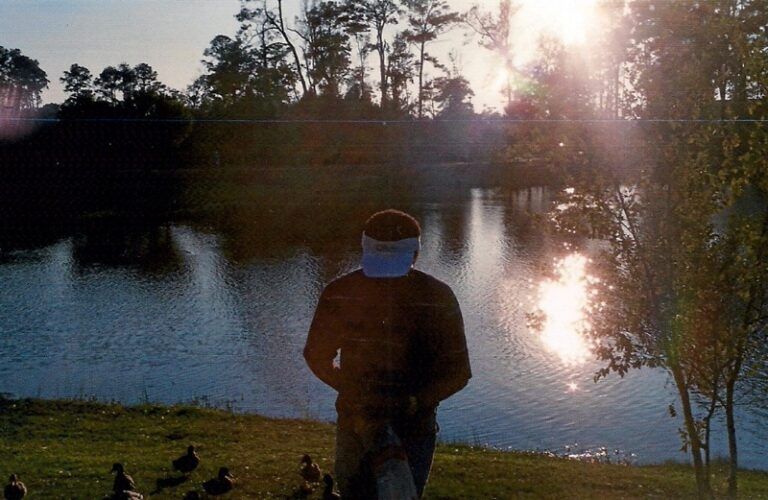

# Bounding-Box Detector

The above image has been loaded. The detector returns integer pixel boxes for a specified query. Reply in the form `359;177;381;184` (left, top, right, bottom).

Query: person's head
363;209;421;242
361;209;421;278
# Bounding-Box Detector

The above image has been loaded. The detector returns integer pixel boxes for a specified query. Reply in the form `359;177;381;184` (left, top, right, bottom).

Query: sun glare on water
537;253;593;364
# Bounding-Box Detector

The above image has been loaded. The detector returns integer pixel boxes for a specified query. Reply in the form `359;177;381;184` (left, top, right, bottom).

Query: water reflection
71;221;183;275
537;253;592;364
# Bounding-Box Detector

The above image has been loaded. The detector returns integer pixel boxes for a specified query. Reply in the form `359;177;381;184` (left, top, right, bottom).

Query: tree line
0;0;519;230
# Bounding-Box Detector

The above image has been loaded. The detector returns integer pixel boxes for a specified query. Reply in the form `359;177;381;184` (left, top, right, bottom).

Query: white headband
360;234;421;278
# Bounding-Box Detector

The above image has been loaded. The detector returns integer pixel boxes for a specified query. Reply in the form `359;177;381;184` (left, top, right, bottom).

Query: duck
111;463;137;494
322;474;340;500
202;467;234;495
173;445;201;475
299;454;321;483
4;474;27;500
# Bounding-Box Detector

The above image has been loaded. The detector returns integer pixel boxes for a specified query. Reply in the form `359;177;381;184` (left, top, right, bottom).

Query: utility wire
4;117;768;124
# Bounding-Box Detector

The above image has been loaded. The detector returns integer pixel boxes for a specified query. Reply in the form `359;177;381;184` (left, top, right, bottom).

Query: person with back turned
304;209;472;498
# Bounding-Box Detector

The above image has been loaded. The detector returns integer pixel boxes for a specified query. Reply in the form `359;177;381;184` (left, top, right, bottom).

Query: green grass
0;398;766;499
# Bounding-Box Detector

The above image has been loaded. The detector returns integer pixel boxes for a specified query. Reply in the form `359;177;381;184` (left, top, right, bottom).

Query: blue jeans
335;417;437;499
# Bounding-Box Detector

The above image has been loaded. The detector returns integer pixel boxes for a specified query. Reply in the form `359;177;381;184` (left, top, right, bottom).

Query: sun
518;0;599;46
466;0;602;110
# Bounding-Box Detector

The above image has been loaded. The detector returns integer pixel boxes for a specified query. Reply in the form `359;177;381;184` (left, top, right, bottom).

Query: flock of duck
4;449;341;499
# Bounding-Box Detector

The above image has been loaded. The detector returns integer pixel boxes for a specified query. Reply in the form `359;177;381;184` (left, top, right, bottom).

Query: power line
4;117;768;124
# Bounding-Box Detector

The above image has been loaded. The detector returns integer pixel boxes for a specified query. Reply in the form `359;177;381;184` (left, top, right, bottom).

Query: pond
0;187;765;468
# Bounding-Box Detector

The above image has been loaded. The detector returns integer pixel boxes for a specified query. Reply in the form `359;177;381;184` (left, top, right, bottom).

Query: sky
1;0;601;112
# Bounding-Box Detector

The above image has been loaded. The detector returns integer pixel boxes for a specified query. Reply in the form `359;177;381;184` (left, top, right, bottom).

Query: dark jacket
304;269;471;431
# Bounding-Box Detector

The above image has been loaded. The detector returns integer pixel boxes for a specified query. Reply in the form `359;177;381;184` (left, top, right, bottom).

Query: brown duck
4;474;27;500
110;463;141;497
173;445;200;474
299;454;321;483
202;467;234;495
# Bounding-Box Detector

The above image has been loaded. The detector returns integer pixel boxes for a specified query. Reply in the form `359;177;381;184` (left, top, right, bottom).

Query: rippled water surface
1;187;765;468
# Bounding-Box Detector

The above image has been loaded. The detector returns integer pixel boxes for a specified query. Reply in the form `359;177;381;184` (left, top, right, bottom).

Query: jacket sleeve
303;285;342;392
417;287;472;409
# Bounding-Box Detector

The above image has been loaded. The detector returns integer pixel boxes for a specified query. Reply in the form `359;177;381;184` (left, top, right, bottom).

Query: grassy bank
0;399;766;499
